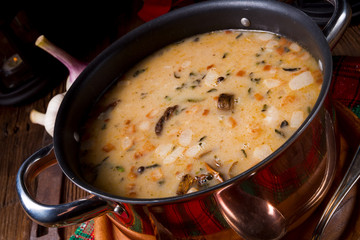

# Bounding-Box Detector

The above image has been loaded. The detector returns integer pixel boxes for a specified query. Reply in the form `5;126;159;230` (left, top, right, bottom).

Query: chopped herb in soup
80;30;323;198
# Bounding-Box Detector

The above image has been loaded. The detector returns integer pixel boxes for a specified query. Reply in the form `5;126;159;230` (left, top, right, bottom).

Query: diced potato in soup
80;30;323;198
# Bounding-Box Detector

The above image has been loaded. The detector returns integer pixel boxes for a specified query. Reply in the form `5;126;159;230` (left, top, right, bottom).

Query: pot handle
16;144;113;227
323;0;352;48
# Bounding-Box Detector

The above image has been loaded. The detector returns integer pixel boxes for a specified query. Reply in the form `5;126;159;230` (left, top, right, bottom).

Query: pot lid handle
16;144;113;227
323;0;352;48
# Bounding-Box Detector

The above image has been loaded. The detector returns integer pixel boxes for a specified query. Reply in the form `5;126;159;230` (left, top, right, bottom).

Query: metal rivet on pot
114;204;129;218
241;18;250;27
318;59;323;72
114;205;124;213
74;132;79;142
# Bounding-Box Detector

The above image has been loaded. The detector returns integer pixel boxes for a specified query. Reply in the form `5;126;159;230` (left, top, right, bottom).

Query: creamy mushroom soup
80;30;323;198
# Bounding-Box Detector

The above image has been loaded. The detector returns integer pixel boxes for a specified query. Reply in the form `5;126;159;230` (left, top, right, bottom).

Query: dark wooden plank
332;24;360;56
0;94;52;240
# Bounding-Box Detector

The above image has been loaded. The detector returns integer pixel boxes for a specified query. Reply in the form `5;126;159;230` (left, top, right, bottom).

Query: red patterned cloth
69;220;95;240
137;0;172;22
330;56;360;115
137;0;198;21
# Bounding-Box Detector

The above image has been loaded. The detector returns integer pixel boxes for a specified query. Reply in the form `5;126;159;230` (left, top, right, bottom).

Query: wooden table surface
0;5;359;240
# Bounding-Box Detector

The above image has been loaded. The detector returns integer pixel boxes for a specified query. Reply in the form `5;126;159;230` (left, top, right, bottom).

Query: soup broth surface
80;30;323;198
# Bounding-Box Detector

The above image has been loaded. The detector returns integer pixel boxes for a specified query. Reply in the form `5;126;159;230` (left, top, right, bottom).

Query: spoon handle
312;145;360;239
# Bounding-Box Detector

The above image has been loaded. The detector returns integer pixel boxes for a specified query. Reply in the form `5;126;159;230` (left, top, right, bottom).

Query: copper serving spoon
216;185;286;240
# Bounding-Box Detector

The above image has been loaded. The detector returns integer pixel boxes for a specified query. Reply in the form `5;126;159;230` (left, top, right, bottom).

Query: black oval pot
17;0;351;239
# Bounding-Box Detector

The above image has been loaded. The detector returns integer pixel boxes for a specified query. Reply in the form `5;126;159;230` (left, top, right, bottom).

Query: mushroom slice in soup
155;105;179;135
